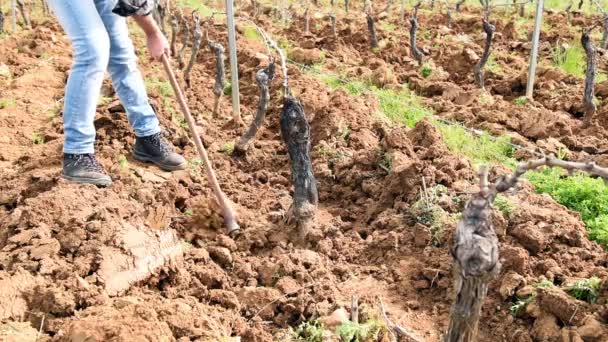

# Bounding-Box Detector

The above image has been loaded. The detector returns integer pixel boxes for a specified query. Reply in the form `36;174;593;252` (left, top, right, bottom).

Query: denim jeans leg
96;0;161;138
47;0;110;154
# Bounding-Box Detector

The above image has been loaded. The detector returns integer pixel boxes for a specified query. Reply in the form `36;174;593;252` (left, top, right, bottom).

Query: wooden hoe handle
160;54;240;235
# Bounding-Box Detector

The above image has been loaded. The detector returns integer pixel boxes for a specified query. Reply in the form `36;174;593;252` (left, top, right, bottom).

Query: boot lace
142;133;172;156
67;154;104;172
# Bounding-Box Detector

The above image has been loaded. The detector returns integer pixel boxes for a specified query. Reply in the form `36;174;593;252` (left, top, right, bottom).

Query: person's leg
95;0;160;138
48;0;110;154
47;0;112;186
96;0;185;171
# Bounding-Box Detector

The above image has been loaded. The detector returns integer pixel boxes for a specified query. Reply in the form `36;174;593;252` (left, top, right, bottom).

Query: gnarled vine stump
280;96;318;240
409;7;424;65
474;19;495;89
235;61;275;153
366;13;379;49
208;40;226;117
601;13;608;49
582;30;597;118
184;14;202;88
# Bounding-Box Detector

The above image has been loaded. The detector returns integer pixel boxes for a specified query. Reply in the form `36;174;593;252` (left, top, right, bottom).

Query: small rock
208;246;233;268
499;271;525;300
412;279;430;289
319;308;349;328
208;289;240;309
577;316;608;340
217;235;237;252
276;277;299;295
413;224;431;247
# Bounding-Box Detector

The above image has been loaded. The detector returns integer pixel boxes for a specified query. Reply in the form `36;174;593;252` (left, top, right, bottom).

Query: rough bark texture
16;0;30;28
208;40;226;116
582;30;597;117
280;96;318;240
445;168;500;342
177;19;190;69
329;13;337;37
474;19;495;89
184;16;202;88
409;7;424;65
170;14;179;57
366;13;379;49
601;13;608;49
455;0;465;12
235;61;276;153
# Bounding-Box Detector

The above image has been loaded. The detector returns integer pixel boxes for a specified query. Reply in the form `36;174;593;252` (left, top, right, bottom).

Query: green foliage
533;280;555;289
566;277;602;303
188;158;204;176
380;22;396;32
515;96;528;106
421;63;433;78
243;24;262;42
176;0;215;16
526;168;608;248
485;55;502;75
32;132;44;145
292;320;324;342
97;96;113;106
146;78;173;97
411;185;450;246
219;142;235;155
223;82;232;96
435;122;515;165
118;155;128;169
0;98;16;109
510;295;535;317
374;87;432;128
184;208;194;217
335;320;383;342
175;115;188;129
494;194;514;217
552;44;608;82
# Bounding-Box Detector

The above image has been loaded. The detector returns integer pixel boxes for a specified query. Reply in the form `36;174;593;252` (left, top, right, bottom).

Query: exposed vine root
474;19;495;89
16;0;31;28
208;40;227;117
235;60;276;154
177;18;190;69
170;13;179;57
280;96;318;241
410;3;425;65
184;14;202;88
582;29;597;119
366;13;379;49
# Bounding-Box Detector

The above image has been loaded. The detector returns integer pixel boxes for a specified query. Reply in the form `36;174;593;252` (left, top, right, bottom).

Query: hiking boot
133;132;187;171
63;153;113;186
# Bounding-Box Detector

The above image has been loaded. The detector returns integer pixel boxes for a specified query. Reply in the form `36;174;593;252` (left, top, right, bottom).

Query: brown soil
0;3;607;342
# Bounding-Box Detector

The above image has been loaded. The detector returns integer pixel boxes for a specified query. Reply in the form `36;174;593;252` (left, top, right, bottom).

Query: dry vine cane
328;13;337;38
410;3;425;65
474;19;495;89
184;13;202;88
235;59;276;153
16;0;30;28
601;13;608;49
170;13;180;57
366;12;379;49
208;40;227;118
582;28;597;119
445;158;608;342
177;18;190;69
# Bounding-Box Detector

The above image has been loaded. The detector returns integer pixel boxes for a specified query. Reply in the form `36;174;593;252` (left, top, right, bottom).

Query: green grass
335;320;384;342
526;168;608;248
118;155;128;169
0;98;16;109
32;132;44;145
176;0;216;17
515;96;528;106
436;122;516;165
219;142;235;155
494;194;514;217
421;63;433;78
552;43;608;82
485;55;502;75
292;320;324;342
565;277;602;303
243;24;262;42
146;78;173;98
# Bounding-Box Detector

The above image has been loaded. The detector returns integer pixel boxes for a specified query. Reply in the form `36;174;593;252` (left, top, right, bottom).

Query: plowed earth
0;3;607;342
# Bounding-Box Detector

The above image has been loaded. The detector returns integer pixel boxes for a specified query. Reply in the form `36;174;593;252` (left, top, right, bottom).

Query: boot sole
133;151;188;171
63;174;113;187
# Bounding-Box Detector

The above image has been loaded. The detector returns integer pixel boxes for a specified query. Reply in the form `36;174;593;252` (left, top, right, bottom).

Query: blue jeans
48;0;160;154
